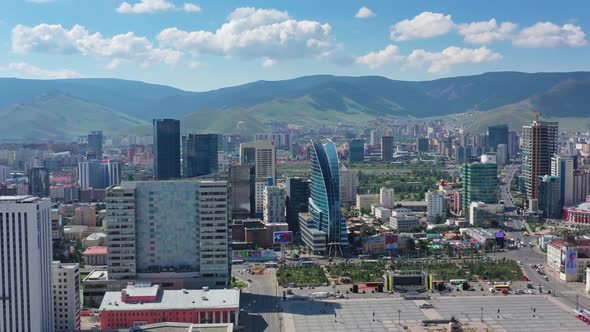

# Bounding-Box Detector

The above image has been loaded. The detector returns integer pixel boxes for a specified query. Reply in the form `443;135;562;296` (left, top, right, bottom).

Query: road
234;264;282;332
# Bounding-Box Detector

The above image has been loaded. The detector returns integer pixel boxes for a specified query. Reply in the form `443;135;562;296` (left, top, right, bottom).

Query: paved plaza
282;295;590;332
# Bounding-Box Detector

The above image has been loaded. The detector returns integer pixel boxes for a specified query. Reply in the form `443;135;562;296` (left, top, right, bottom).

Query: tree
405;238;416;252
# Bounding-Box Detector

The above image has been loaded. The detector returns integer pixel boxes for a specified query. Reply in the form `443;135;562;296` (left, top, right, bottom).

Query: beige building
356;194;380;211
74;205;97;227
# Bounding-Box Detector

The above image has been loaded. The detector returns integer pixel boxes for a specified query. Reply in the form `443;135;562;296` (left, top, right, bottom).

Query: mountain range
1;71;590;140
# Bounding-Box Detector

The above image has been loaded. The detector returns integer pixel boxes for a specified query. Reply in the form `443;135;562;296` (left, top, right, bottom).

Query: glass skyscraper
182;133;219;178
153;119;181;180
309;139;347;245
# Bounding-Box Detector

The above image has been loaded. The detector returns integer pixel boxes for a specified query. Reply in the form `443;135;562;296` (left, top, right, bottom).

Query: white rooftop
0;195;42;203
100;288;240;311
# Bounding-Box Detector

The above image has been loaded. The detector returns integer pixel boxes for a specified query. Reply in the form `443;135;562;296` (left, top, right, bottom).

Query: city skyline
0;0;589;90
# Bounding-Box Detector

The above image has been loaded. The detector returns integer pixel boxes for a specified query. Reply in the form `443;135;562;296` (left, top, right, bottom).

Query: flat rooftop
100;288;240;311
0;195;42;203
83;246;107;256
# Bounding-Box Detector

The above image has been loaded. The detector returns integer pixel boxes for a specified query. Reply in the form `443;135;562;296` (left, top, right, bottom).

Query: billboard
273;231;293;244
565;249;578;275
385;234;398;250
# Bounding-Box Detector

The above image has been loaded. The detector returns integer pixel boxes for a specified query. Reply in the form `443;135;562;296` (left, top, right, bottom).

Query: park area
277;264;328;287
277;259;523;287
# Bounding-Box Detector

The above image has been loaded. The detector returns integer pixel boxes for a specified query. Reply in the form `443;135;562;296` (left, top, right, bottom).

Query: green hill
0;94;146;140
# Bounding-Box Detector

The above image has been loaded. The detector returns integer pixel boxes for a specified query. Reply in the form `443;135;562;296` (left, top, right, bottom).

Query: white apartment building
52;261;81;332
240;141;276;214
105;180;230;287
380;187;395;209
426;190;446;221
339;165;359;205
0;196;54;332
356;194;380;211
263;186;286;223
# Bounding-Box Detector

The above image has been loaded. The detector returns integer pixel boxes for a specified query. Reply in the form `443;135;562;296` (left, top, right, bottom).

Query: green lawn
277;264;328;287
325;261;386;283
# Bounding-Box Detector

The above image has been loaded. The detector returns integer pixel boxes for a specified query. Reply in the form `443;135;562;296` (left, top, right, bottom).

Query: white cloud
513;22;586;48
356;45;403;69
157;7;334;60
355;7;375;19
26;0;55;3
390;12;454;41
406;46;502;73
183;3;201;12
116;0;175;14
458;19;518;44
12;23;182;66
1;62;82;79
188;61;201;69
261;58;276;67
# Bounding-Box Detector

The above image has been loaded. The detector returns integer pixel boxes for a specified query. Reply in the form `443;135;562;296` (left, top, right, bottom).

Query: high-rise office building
0;165;9;182
417;138;429;153
496;144;509;165
105;180;230;287
305;140;347;246
508;131;519;157
78;160;119;190
381;136;394;161
339;165;358;205
263;186;286;223
52;261;81;332
87;130;103;160
487;124;509;150
538;175;561;219
239;140;276;214
182;134;219;178
285;177;310;233
349;139;365;162
28;166;50;197
0;196;54;332
462;162;498;216
229;164;255;220
551;155;575;208
522;119;558;202
153;119;181;180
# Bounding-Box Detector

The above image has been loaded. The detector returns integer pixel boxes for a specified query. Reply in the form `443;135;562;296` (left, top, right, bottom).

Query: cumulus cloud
1;62;82;79
156;7;334;60
406;46;502;73
457;19;518;44
356;45;403;69
117;0;201;14
390;12;454;41
117;0;175;14
355;7;375;19
262;58;277;67
512;22;586;48
183;3;201;12
188;61;201;69
12;23;182;66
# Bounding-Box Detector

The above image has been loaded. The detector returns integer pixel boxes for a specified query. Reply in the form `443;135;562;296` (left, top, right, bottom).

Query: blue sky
1;0;589;91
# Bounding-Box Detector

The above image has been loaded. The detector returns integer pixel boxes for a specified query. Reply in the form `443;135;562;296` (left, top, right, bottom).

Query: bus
494;284;511;290
232;259;244;265
264;262;278;268
449;279;467;285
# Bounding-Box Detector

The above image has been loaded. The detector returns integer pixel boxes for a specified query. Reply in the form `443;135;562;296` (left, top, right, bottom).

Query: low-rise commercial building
83;246;108;265
356;194;380;211
299;212;327;255
52;261;81;332
546;238;590;282
99;284;239;329
469;202;504;227
389;208;420;232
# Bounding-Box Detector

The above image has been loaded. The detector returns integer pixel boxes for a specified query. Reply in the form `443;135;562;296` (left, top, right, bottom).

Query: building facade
153;119;181;180
239;141;276;214
339;165;358;205
381;136;394;161
262;186;286;223
380;187;395;209
551;155;574;208
52;261;81;332
462;162;498;216
538;175;562;219
28;166;50;197
105;181;230;287
87;130;103;160
349;139;365;162
0;196;54;332
426;190;445;221
229;164;255;220
182;134;220;178
285;177;310;233
521;120;558;203
305;139;347;249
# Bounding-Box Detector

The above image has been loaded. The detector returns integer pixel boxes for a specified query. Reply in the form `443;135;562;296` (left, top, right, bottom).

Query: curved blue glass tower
309;139;346;244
